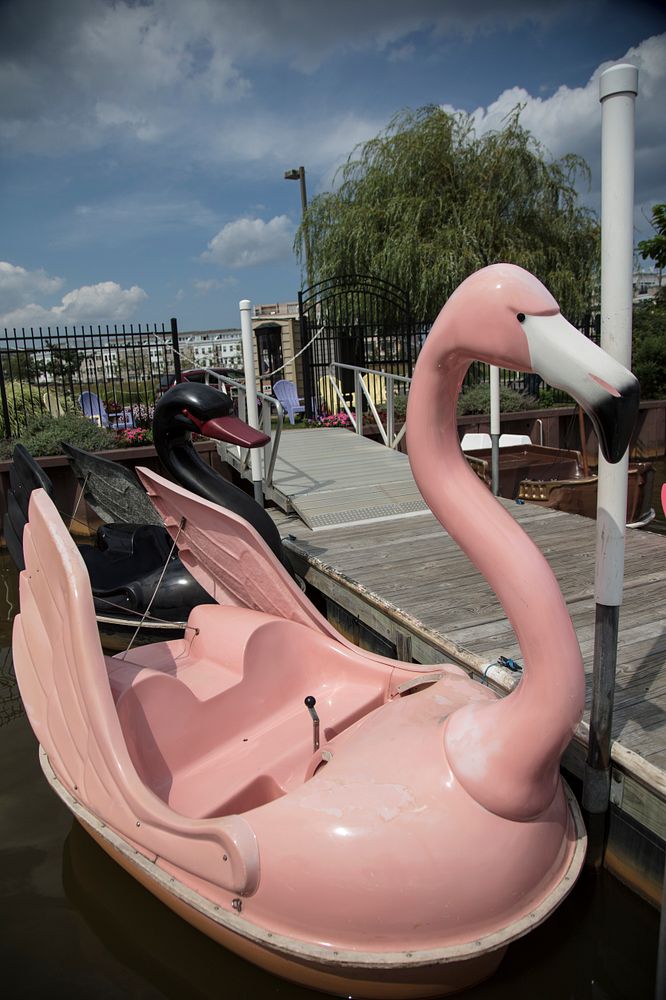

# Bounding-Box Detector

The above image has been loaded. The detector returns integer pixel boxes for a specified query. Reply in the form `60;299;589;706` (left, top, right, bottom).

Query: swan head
154;382;270;449
437;263;639;464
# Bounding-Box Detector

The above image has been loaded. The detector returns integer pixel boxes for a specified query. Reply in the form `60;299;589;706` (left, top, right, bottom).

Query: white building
79;346;121;381
633;268;662;303
178;328;243;369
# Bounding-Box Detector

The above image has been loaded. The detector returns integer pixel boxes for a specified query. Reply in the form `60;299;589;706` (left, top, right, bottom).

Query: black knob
304;696;316;709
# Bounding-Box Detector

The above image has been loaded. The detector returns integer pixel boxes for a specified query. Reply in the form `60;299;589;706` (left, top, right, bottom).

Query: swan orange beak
521;311;639;464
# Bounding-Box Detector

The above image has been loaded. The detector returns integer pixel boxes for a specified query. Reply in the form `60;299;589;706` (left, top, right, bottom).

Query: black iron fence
299;273;599;417
0;319;181;438
299;275;429;418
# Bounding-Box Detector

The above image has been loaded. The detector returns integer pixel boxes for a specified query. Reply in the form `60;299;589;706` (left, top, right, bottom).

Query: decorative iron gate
298;275;427;418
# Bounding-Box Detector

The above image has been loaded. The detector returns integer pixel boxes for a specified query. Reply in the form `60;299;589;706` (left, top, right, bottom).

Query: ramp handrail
183;369;284;489
326;362;411;450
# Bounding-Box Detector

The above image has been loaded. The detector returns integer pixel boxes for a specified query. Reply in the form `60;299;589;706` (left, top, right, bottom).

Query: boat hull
465;445;655;527
42;749;586;999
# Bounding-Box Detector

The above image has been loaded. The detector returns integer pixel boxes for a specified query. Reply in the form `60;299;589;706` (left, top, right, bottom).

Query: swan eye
517;313;526;323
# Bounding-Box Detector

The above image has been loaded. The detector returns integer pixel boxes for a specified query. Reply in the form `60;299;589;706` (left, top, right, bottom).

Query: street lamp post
285;165;313;288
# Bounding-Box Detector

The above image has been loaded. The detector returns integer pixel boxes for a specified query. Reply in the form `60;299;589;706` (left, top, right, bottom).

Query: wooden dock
225;427;666;901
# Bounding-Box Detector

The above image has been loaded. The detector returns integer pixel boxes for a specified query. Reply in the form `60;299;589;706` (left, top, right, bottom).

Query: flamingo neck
407;351;585;820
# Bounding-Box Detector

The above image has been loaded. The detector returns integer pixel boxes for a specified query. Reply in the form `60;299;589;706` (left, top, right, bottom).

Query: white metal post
583;65;638;830
239;298;264;506
490;365;500;495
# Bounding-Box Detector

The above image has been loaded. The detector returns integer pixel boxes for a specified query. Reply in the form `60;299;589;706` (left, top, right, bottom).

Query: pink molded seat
112;606;390;820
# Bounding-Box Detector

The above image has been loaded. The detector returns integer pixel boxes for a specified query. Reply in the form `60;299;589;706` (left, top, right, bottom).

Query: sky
1;0;665;332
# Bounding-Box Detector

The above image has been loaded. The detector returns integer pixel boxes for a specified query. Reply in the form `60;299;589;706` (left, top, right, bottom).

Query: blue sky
1;0;665;331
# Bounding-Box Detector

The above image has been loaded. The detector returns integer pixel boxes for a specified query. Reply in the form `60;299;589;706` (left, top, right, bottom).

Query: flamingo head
154;382;270;449
433;263;639;463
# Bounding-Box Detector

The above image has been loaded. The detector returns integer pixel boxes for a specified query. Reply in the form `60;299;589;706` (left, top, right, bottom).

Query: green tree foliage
45;347;83;379
637;204;666;271
299;106;599;321
2;351;43;382
632;288;666;400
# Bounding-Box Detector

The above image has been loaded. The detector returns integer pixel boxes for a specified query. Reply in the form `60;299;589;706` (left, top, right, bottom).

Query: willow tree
298;106;599;321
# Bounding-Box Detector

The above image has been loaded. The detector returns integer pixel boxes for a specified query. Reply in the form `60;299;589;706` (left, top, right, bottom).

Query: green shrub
456;384;537;416
632;290;666;399
0;380;46;438
0;411;117;460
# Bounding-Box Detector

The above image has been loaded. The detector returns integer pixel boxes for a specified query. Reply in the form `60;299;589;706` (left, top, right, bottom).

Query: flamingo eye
517;313;526;323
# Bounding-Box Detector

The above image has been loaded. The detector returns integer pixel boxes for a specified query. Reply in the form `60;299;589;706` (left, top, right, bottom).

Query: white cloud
440;33;666;233
202;216;295;267
0;0;577;155
0;261;64;313
0;278;148;327
193;277;239;293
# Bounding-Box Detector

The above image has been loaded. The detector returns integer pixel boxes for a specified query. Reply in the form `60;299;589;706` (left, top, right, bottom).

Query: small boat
4;384;273;636
13;264;639;997
464;442;655;528
64;382;295;576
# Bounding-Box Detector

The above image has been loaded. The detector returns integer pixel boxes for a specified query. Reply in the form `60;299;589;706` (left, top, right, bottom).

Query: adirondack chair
318;375;356;416
78;391;134;430
361;372;387;407
43;388;69;417
272;379;305;424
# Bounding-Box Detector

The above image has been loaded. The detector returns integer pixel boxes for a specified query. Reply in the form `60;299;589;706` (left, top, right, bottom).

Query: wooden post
583;64;638;859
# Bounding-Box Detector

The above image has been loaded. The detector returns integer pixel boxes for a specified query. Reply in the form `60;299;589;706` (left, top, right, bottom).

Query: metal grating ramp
296;497;429;530
259;429;429;530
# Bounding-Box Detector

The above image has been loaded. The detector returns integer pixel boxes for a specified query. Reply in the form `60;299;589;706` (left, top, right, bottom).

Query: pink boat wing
136;466;343;640
12;488;259;894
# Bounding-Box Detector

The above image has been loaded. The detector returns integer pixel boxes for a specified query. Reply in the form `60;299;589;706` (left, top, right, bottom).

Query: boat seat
461;432;492;451
499;433;532;447
113;607;388;820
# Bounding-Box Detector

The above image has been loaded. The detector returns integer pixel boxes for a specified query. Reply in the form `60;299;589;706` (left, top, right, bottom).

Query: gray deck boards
263;430;666;773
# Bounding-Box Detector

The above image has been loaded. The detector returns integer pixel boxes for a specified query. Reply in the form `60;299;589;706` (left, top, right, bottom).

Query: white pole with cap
583;64;638;841
490;365;500;494
239;298;264;506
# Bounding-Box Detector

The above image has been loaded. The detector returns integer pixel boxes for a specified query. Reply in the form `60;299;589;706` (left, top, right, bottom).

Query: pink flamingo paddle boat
13;264;639;997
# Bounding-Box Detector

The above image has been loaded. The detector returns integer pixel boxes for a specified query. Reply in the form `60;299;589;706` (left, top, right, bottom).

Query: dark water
0;552;660;999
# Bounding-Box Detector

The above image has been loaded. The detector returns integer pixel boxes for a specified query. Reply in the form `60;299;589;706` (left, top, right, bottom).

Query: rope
70;472;90;525
481;656;523;684
119;517;186;658
150;321;325;383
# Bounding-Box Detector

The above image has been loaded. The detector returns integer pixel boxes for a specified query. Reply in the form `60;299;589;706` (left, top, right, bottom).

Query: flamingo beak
521;312;639;464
